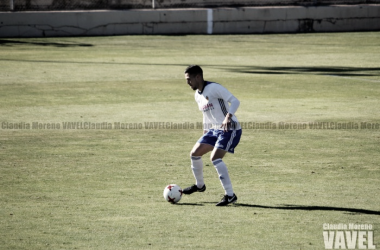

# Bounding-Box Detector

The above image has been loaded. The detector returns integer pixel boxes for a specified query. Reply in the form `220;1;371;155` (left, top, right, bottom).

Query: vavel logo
323;223;376;249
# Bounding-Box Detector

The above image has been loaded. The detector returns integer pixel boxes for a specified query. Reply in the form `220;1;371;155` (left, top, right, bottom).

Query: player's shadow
225;65;380;77
0;39;93;47
175;203;204;206
233;203;380;215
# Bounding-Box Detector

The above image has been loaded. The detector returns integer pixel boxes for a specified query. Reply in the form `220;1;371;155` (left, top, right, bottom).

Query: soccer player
182;65;242;206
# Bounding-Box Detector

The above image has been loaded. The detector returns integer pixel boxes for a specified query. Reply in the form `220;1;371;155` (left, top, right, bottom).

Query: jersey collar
198;81;210;95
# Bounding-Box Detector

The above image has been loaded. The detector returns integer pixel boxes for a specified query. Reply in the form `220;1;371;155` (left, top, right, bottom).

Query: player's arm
227;95;240;116
216;85;240;131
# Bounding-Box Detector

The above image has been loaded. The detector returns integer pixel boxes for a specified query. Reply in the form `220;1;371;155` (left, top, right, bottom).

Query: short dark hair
184;65;203;76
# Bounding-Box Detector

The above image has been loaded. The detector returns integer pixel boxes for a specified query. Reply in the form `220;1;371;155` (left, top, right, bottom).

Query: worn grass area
0;33;379;249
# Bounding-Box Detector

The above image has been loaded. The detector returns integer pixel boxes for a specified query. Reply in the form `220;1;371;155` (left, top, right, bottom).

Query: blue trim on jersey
198;81;212;95
218;98;228;116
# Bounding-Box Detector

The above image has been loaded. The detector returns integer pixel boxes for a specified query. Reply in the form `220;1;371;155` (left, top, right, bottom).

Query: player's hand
220;115;231;132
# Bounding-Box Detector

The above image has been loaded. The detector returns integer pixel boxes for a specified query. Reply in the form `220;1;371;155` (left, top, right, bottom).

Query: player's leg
183;142;213;195
210;148;234;197
183;130;216;195
191;142;214;157
211;129;242;206
190;142;213;189
210;147;227;161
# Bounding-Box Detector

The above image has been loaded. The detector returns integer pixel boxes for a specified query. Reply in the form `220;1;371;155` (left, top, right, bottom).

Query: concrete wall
2;0;379;11
213;5;380;33
0;4;379;37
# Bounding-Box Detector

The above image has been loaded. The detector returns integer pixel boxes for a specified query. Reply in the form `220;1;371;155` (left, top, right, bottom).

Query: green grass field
0;33;379;250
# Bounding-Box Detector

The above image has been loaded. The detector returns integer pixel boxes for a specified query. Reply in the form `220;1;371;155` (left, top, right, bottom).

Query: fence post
10;0;14;10
152;0;155;9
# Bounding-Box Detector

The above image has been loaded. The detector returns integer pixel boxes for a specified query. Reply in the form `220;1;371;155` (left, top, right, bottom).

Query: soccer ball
163;184;183;204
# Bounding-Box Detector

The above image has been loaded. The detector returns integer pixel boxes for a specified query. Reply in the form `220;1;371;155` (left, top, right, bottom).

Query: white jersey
195;81;241;131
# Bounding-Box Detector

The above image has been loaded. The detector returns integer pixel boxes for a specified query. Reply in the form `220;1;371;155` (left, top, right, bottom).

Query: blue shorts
197;129;242;154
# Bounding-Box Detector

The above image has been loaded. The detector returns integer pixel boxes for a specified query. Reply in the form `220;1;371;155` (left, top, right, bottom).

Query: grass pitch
0;33;379;250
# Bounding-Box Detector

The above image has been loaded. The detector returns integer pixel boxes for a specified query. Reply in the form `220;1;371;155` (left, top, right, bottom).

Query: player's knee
210;155;218;162
190;150;200;157
210;149;226;162
190;148;197;157
190;150;195;157
210;151;218;161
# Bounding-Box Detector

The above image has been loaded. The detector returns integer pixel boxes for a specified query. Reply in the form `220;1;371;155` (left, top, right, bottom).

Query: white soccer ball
163;184;183;204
